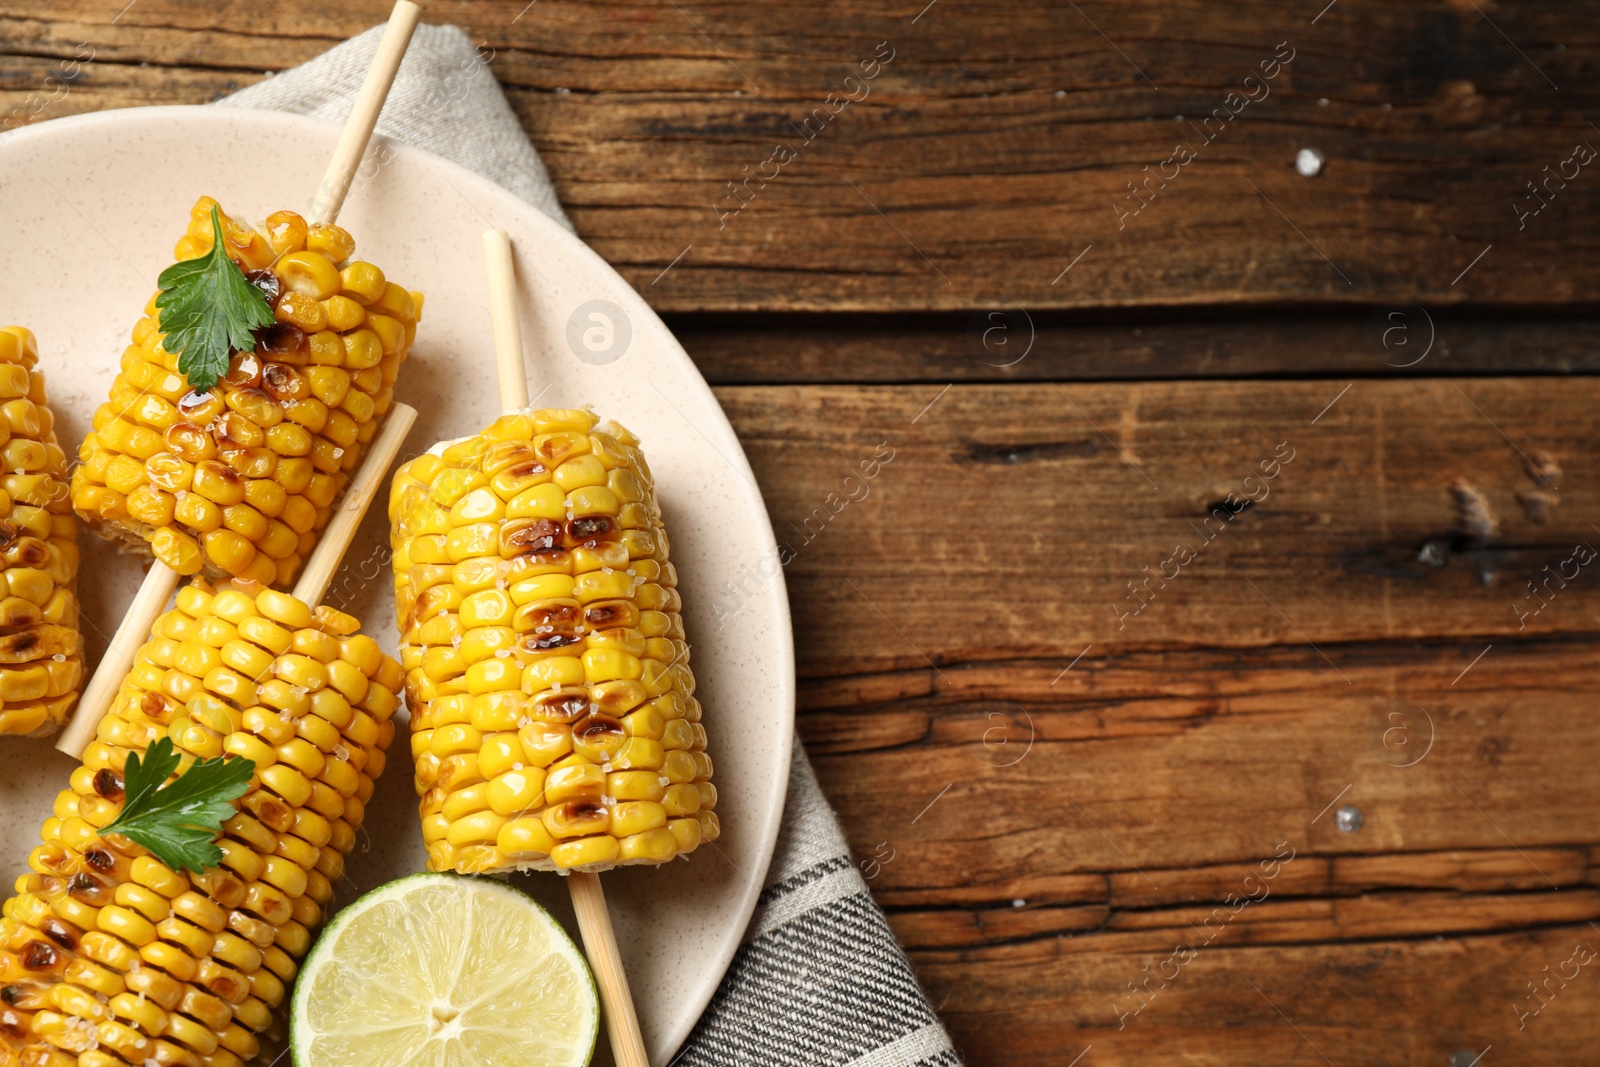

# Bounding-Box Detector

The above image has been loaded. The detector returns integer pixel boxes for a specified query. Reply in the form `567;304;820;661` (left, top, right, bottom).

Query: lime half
291;873;598;1067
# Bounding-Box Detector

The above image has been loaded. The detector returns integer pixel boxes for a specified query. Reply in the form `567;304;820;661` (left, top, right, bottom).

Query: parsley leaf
100;737;255;874
155;204;276;393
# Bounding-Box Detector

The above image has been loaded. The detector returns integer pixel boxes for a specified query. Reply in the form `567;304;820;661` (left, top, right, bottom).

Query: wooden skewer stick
482;229;650;1067
57;561;183;757
311;0;423;225
58;3;425;759
293;403;417;605
485;233;530;412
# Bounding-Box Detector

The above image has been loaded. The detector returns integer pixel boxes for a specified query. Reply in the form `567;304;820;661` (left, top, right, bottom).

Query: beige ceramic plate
0;106;794;1065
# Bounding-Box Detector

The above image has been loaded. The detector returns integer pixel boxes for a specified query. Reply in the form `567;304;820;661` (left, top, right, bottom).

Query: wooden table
7;2;1600;1063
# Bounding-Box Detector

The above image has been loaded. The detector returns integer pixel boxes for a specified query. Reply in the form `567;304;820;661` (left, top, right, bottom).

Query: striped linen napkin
215;22;960;1067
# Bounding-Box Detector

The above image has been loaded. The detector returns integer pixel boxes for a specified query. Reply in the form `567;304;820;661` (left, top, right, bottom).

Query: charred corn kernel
0;577;404;1063
0;331;81;738
70;204;419;584
391;409;711;873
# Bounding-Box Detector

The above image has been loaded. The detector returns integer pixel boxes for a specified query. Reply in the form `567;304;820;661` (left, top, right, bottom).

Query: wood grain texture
807;639;1600;1065
718;379;1600;677
919;924;1598;1066
5;1;1600;311
673;310;1600;384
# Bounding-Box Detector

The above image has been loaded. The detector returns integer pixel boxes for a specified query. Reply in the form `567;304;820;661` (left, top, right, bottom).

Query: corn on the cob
0;328;81;738
70;197;421;587
388;407;717;876
0;578;403;1067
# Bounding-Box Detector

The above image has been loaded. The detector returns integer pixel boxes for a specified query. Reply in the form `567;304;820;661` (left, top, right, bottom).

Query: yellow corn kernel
277;250;341;299
446;810;507;847
96;904;157;945
486;767;547;817
617;827;678;863
340;261;386;304
551;835;620;870
306;223;356;262
497;817;557;858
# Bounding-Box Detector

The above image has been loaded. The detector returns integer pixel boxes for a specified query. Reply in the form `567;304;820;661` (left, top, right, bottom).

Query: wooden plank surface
5;1;1600;311
801;639;1600;1065
7;4;1600;1066
720;377;1600;1063
719;379;1600;677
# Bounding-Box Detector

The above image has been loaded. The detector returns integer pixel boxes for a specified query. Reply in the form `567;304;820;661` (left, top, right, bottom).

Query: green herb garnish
155;204;276;392
100;737;255;874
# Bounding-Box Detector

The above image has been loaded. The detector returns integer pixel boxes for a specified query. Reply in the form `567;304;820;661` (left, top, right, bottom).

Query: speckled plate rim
0;104;795;1064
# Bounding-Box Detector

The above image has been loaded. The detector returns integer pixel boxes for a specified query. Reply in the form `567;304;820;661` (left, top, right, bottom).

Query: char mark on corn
0;579;403;1066
389;408;716;876
0;328;82;738
70;198;422;588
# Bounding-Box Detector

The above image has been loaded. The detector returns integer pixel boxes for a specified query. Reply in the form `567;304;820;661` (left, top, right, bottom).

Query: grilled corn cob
0;328;81;738
70;197;421;587
388;407;717;875
0;578;402;1067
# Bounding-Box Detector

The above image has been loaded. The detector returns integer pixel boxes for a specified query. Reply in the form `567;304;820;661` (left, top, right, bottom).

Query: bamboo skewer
312;0;423;225
57;0;424;760
58;562;183;757
482;229;651;1067
293;405;418;605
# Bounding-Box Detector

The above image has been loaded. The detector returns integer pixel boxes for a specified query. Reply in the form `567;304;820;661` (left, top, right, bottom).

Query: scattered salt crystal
51;654;64;662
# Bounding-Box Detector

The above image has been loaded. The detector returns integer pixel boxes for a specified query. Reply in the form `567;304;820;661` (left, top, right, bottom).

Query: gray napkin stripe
674;742;959;1066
